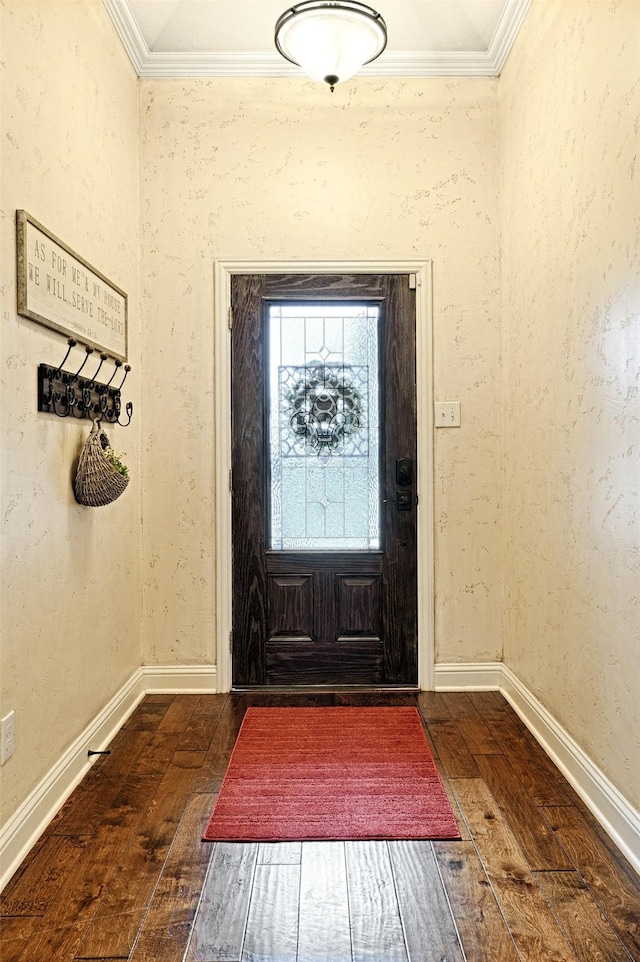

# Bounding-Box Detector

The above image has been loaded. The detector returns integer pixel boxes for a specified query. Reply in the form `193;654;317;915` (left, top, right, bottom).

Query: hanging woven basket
74;420;129;507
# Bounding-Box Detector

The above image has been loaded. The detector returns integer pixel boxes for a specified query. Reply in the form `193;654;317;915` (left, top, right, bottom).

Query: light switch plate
434;401;461;427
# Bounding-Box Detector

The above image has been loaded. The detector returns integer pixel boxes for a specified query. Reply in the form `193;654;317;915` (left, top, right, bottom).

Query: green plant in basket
97;427;129;478
103;445;129;478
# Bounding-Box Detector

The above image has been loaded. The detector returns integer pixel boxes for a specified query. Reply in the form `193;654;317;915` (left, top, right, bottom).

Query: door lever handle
396;490;412;511
383;492;413;510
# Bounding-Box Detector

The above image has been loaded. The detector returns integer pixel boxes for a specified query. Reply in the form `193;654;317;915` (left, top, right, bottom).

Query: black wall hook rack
38;339;133;425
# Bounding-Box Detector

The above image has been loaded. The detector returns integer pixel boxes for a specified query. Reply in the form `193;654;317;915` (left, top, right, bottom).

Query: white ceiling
103;0;532;78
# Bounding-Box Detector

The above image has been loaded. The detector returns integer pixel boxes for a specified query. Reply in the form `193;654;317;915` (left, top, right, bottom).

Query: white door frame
214;259;434;693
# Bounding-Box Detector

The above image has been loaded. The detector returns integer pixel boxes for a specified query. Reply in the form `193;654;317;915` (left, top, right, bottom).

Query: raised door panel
337;576;381;641
268;575;314;641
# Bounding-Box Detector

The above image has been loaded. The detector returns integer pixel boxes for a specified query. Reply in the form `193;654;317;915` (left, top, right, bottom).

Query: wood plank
388;840;464;962
345;841;407;962
75;767;201;959
474;753;574;870
124;698;174;731
156;694;201;733
434;841;521;962
185;843;258;962
17;919;88;962
0;917;40;962
560;785;640;868
426;718;479;778
533;870;634;962
17;773;161;962
171;750;207;769
542;806;640;959
241;862;300;962
441;692;502;754
51;728;152;836
0;821;52;886
467;690;507;713
178;696;226;752
481;707;571;806
453;778;576;962
257;842;302;865
0;836;85;916
405;716;471;842
439;776;473;842
297;842;351;962
128;793;216;962
416;691;451;723
189;697;248;794
129;733;181;776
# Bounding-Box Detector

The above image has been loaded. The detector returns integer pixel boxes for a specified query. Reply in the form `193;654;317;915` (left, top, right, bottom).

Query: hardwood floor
1;691;638;961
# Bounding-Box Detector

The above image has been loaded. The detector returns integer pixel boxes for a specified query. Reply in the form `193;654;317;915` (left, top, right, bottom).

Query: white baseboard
2;661;637;892
433;661;503;691
435;661;640;876
499;665;640;878
0;664;218;892
0;668;146;892
141;664;218;693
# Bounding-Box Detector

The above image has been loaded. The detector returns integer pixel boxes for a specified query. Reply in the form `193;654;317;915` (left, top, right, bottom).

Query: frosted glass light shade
275;1;387;89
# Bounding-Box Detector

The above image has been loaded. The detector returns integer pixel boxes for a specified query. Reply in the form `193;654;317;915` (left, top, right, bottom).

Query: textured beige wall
2;0;637;853
138;78;503;667
500;0;640;808
0;1;141;823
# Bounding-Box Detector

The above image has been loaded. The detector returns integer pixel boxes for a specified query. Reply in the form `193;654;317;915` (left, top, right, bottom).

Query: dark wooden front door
231;274;417;687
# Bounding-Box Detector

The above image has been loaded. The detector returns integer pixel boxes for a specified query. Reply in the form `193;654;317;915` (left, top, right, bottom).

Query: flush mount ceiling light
274;1;387;91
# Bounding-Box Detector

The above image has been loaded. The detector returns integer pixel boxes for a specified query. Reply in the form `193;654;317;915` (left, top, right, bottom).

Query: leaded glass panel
268;303;380;550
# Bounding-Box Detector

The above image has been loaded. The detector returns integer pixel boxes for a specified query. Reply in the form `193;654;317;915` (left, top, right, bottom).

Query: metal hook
52;338;77;380
118;401;133;427
116;364;131;392
73;346;94;380
104;359;123;388
88;353;109;387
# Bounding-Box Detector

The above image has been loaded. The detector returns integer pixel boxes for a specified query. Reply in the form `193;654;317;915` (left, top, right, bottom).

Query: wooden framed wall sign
16;210;128;361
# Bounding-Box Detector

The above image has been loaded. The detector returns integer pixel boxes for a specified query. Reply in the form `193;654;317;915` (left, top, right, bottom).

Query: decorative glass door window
268;303;380;550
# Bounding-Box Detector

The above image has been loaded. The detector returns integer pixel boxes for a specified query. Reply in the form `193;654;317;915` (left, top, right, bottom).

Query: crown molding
488;0;533;74
131;51;501;80
103;0;531;80
103;0;147;75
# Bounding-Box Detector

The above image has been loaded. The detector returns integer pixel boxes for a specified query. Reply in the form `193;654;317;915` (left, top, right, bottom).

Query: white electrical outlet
1;711;15;764
434;401;461;427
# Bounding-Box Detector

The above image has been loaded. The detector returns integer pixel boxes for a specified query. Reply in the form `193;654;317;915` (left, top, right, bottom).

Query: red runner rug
203;707;460;841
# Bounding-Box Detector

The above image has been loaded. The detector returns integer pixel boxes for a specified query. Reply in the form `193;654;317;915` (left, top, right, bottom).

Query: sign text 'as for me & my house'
16;210;128;362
